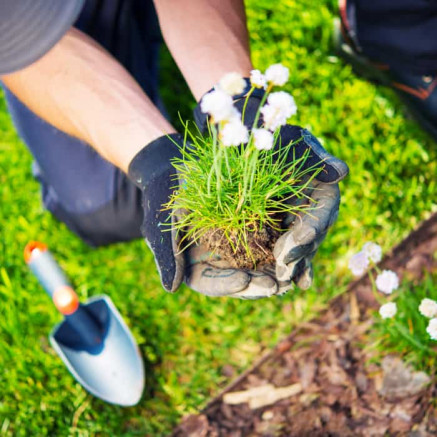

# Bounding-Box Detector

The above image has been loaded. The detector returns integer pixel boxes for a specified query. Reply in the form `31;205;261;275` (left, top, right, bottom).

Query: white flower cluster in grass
220;118;249;147
379;302;397;319
253;128;274;150
348;251;369;277
417;298;437;341
219;72;246;96
375;270;399;295
419;298;437;318
348;242;383;277
362;242;382;263
426;318;437;340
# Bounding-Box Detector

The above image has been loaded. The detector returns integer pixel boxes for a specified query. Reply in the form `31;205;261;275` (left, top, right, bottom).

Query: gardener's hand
128;134;292;298
185;243;293;299
128;134;186;292
274;178;341;289
272;126;348;288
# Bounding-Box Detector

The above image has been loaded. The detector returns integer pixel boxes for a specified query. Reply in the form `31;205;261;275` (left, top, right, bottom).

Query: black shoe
334;16;437;142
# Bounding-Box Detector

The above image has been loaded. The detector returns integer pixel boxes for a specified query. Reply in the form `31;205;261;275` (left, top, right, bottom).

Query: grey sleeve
0;0;84;75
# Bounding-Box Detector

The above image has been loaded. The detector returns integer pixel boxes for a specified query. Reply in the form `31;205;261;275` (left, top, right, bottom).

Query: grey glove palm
185;243;292;299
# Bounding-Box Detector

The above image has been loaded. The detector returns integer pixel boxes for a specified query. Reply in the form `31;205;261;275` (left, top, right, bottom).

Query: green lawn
1;0;436;435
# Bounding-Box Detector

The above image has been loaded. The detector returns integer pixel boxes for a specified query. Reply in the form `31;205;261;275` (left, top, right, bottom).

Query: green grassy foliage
0;0;436;435
370;273;437;373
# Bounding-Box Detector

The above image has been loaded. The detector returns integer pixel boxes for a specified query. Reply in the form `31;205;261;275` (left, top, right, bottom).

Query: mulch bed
173;213;437;437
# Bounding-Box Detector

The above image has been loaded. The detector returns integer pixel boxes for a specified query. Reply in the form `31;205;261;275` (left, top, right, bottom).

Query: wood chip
223;383;303;410
223;384;275;405
249;383;302;409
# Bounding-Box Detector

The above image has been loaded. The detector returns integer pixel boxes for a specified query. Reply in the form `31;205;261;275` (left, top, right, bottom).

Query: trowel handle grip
24;242;79;315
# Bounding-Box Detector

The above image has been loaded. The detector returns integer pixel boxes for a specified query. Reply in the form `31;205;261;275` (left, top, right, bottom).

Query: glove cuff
193;78;265;132
127;133;183;189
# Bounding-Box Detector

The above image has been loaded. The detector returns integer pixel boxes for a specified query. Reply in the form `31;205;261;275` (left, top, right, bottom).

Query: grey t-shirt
0;0;84;75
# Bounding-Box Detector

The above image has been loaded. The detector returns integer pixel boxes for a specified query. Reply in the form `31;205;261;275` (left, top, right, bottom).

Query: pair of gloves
128;83;348;299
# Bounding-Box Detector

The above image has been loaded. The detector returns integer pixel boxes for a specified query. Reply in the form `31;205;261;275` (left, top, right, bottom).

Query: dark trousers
352;0;437;74
3;0;162;246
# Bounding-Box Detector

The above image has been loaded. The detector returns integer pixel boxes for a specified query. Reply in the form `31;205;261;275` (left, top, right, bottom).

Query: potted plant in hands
166;64;326;274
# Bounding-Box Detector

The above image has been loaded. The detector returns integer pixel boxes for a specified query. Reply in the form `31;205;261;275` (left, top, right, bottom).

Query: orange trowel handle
24;241;79;315
24;242;103;348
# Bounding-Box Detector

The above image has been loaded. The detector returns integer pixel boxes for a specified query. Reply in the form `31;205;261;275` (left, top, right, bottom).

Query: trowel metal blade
49;295;144;406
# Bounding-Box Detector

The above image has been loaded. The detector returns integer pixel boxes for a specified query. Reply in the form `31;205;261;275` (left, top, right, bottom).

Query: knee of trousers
42;179;144;247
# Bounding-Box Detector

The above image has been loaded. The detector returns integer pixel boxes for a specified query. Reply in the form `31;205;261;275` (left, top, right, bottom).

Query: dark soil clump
199;224;281;269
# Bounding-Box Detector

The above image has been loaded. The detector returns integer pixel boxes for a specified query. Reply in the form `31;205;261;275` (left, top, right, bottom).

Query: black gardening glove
128;134;185;292
128;134;292;298
193;82;349;293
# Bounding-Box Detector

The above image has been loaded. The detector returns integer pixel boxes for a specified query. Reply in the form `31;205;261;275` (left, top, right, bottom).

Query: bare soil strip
173;213;437;436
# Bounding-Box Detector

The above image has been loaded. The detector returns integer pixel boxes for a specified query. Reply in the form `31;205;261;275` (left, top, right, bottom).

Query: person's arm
2;1;253;170
1;27;175;172
153;0;253;100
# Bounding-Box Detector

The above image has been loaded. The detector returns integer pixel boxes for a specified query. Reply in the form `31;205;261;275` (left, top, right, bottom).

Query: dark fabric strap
127;133;183;189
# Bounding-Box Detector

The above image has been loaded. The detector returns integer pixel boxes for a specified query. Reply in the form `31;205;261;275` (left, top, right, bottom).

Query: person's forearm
153;0;253;100
1;28;175;172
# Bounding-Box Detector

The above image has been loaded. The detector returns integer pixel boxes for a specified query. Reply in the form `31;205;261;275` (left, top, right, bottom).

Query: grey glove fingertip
277;280;294;296
295;264;313;290
301;129;349;184
186;263;250;297
273;225;316;278
160;250;185;292
328;205;340;228
295;225;317;245
320;156;349;184
230;272;278;299
275;256;302;282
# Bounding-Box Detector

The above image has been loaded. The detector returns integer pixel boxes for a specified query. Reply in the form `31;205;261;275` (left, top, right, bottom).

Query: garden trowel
24;241;144;406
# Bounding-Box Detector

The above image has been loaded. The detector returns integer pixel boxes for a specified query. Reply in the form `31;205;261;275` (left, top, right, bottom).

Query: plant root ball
200;224;280;269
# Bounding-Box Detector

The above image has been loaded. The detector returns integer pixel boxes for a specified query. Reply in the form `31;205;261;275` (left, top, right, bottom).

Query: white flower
426;318;437;340
260;104;287;131
250;69;266;89
267;92;297;118
220;119;249;147
200;88;235;122
379;302;397;319
419;298;437;318
265;63;289;86
253;128;274;150
219;72;246;96
348;251;369;277
375;270;399;295
260;92;297;132
362;242;382;263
